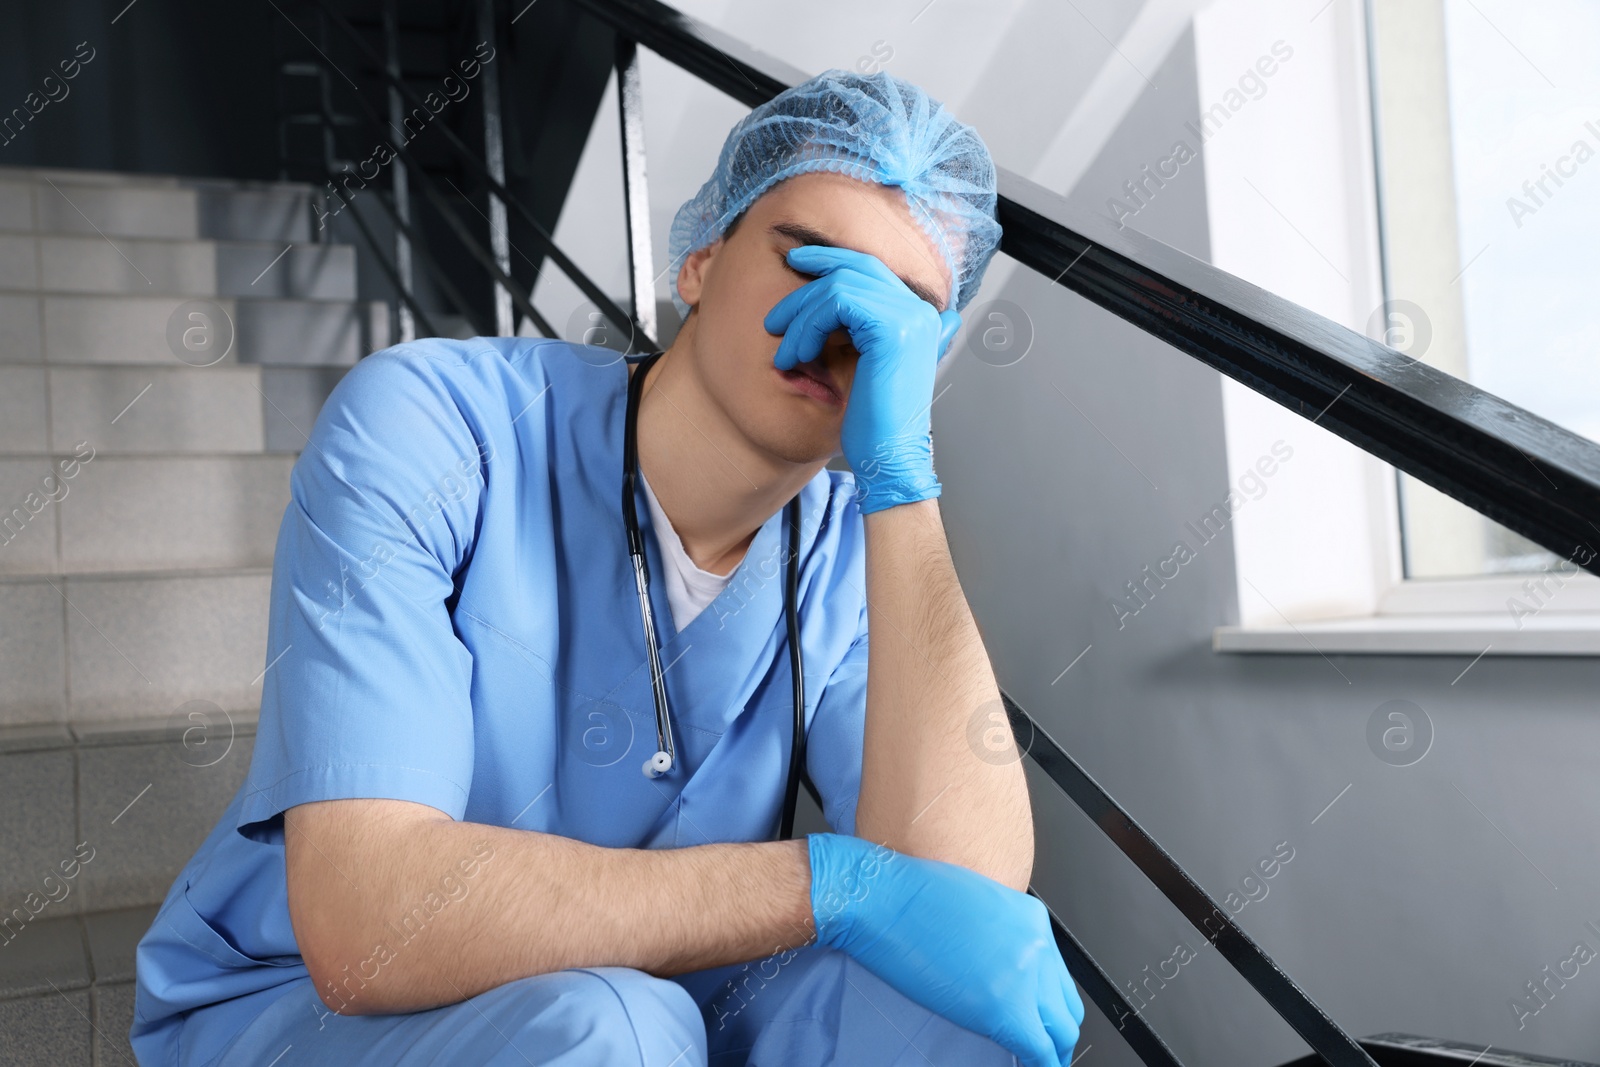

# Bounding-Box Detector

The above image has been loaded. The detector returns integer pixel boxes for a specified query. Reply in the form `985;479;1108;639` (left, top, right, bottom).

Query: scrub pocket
135;879;304;1034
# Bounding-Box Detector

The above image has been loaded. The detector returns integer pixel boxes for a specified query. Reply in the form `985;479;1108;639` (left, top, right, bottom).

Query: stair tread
0;711;262;753
0;904;165;1000
0;447;278;459
0;564;274;585
1;232;343;251
0;163;316;197
0;289;382;305
0;285;370;304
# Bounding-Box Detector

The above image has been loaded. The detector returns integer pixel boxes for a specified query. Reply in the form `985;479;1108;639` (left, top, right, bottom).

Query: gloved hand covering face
764;244;962;514
807;832;1086;1067
668;68;1002;322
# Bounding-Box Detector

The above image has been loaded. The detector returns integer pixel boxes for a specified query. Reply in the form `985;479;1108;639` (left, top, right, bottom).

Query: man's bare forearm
855;497;1034;890
286;799;816;1016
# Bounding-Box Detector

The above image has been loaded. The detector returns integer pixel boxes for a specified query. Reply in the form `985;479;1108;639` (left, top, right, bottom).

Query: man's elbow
297;913;393;1016
977;807;1035;892
861;825;1034;891
994;848;1034;894
286;798;451;1015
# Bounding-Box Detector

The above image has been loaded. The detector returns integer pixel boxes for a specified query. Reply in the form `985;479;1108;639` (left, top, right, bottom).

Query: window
1192;0;1600;651
1371;0;1600;584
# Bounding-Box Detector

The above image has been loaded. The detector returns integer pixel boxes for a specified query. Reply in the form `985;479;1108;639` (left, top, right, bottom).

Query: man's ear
675;238;723;310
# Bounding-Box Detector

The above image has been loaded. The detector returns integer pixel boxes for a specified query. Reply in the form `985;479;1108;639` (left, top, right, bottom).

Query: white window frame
1191;0;1600;655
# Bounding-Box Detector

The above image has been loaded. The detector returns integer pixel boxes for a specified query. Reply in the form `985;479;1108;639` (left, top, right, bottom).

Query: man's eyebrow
768;220;947;312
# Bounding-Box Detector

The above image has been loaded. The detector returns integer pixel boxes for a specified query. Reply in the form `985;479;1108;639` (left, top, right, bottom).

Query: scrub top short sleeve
236;346;491;840
805;581;870;839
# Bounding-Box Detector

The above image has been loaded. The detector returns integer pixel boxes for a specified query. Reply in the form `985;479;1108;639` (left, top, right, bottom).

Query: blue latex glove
764;245;963;515
807;832;1084;1067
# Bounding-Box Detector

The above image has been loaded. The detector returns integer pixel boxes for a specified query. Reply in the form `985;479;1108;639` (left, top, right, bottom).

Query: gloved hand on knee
806;832;1084;1067
765;245;963;516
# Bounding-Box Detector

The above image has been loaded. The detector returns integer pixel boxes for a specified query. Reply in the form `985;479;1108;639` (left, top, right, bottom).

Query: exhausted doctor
132;69;1084;1066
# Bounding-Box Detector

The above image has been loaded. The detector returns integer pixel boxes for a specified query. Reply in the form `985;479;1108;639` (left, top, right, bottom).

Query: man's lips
788;358;838;398
777;361;844;406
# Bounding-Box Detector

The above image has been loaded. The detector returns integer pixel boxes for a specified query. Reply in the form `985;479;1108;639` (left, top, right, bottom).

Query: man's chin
749;421;840;468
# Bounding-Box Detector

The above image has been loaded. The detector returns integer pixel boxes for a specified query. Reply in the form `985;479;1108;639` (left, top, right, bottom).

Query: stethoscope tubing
622;350;808;840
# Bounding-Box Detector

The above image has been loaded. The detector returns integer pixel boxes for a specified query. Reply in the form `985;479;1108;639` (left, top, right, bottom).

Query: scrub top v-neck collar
640;468;738;632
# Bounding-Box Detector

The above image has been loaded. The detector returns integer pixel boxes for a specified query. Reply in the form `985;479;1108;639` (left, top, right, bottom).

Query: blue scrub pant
175;945;1018;1066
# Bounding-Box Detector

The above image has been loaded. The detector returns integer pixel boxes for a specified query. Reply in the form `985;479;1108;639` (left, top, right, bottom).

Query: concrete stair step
0;908;144;1062
0;164;315;242
0;163;315;195
0;986;99;1064
0;363;352;456
0;567;272;725
260;365;351;453
0;907;152;996
0;364;267;454
0;710;262;1063
0;714;257;914
0;455;292;576
0;716;258;919
0;292;388;366
0;713;258;920
0;233;355;300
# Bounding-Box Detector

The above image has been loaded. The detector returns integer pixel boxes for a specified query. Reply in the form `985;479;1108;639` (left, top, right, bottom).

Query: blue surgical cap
666;68;1003;321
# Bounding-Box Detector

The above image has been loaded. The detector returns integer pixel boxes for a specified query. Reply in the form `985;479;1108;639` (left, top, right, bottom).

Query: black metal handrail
566;0;1600;578
313;61;559;339
1033;887;1186;1067
279;0;1600;1063
996;177;1600;580
1009;692;1373;1066
322;169;445;340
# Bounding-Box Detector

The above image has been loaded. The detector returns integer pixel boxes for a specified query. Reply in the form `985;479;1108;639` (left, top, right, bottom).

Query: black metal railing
274;0;1600;1063
276;0;647;349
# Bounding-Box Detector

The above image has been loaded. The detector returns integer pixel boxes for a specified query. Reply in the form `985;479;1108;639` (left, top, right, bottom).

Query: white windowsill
1213;613;1600;656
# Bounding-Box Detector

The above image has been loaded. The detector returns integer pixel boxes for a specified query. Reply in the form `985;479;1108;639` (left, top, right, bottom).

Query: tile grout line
37;175;78;746
90;980;103;1067
31;185;67;579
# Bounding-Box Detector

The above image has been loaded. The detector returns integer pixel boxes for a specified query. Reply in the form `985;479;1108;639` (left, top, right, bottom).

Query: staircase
0;164;387;1063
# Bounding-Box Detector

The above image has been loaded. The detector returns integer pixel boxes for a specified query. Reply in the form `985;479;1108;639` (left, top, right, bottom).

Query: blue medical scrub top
131;337;872;1060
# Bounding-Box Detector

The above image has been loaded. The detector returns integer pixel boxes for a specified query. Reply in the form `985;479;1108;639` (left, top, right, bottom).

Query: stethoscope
622;351;810;841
